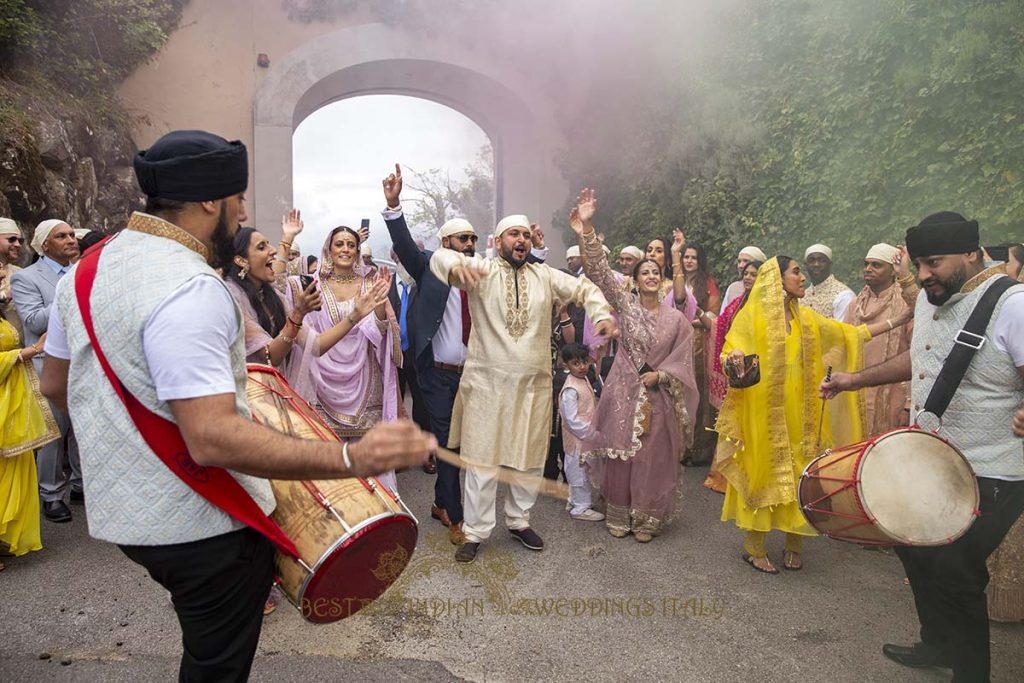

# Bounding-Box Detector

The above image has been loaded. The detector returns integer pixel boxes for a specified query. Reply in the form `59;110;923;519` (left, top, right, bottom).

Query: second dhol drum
799;427;979;546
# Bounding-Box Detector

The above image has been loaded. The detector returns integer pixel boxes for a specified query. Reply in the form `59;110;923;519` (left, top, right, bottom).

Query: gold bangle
279;240;293;249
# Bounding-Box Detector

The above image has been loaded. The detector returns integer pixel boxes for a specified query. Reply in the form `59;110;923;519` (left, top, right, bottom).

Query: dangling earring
239;265;248;280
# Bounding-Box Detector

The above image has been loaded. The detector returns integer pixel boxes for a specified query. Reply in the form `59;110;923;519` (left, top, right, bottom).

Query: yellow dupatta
713;259;867;509
0;319;59;458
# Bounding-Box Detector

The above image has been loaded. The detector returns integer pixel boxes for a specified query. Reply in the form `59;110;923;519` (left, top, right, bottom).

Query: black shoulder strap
923;276;1018;419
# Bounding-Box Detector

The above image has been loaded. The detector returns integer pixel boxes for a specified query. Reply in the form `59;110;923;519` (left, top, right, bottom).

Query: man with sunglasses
0;218;25;337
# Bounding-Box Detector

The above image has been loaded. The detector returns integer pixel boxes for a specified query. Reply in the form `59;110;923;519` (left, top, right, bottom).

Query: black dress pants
120;528;275;683
398;350;431;432
418;364;464;525
895;477;1024;683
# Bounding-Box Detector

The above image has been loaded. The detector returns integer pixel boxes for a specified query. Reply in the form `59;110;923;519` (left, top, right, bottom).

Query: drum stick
434;447;570;502
815;365;833;451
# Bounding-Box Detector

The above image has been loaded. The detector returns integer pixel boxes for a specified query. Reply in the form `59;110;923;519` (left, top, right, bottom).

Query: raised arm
571;189;629;314
272;209;303;275
382;164;429;281
429;247;489;289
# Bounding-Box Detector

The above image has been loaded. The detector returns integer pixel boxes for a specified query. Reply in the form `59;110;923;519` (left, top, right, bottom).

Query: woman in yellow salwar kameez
715;256;906;574
0;266;59;567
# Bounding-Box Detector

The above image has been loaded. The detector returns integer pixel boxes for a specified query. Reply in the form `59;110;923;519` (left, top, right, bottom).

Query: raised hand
353;268;391;320
671;228;686;256
530;223;545;249
282;209;303;241
893;245;911;278
575;188;597;226
568;207;585;235
382;163;403;207
640;371;660;389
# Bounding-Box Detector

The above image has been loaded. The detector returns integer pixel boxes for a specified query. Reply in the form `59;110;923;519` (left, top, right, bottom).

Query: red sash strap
74;241;300;559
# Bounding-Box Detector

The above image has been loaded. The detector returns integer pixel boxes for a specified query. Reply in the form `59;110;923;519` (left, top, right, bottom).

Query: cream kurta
430;250;612;470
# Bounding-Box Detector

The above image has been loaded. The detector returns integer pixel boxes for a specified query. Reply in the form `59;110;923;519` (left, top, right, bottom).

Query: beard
461;245;476;257
500;243;527;268
923;263;969;306
210;204;236;270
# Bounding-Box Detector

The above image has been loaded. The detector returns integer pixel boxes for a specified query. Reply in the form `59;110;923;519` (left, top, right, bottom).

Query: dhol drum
245;364;418;623
799;427;979;546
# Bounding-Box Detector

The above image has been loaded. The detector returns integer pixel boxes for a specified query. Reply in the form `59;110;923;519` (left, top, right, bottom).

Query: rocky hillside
0;0;186;255
0;80;143;239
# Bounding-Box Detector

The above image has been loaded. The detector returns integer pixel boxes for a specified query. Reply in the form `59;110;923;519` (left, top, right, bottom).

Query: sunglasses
3;236;24;244
453;234;479;243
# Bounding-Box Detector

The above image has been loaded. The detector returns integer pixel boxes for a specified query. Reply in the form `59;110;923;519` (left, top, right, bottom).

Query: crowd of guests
1;180;1022;642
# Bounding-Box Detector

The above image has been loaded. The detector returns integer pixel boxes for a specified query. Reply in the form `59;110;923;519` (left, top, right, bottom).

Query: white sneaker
565;501;572;512
571;508;605;522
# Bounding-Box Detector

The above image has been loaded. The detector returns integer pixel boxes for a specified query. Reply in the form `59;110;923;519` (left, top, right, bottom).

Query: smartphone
985;245;1010;263
299;274;315;290
360;218;370;231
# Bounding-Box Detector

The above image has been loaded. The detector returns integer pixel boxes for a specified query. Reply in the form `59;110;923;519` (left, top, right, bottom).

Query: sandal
263;597;277;616
783;550;803;571
742;553;779;574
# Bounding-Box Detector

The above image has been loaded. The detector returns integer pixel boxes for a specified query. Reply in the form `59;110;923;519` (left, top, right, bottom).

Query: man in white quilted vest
821;211;1024;683
39;129;435;681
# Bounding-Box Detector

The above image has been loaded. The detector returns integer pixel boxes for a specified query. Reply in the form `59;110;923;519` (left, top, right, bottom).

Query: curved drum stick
815;365;833;452
434;447;571;502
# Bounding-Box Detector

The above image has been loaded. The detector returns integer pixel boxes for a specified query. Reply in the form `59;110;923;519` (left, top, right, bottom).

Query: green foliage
725;0;1024;281
1;0;186;99
0;0;41;48
558;0;1024;283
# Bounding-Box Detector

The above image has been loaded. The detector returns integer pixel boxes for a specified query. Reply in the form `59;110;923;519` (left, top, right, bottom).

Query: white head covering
620;245;643;260
31;219;69;256
494;214;530;239
360;243;373;258
738;246;767;262
805;243;833;260
0;218;21;236
865;243;899;264
566;245;580;259
439;218;475;239
74;228;89;239
602;245;611;255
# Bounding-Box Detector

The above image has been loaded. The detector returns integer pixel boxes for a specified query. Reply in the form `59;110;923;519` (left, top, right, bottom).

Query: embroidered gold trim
126;212;209;260
501;262;530;340
961;264;1011;294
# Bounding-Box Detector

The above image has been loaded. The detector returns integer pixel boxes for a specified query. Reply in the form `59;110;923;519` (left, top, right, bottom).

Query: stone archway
253;23;568;255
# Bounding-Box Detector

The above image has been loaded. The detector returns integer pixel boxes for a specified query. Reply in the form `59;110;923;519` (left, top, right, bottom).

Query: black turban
133;130;248;202
905;211;979;260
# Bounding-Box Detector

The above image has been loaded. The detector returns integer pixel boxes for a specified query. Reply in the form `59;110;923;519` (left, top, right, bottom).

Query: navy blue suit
386;212;466;524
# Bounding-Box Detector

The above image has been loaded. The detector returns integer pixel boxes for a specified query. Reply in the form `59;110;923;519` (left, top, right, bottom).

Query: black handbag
726;354;760;389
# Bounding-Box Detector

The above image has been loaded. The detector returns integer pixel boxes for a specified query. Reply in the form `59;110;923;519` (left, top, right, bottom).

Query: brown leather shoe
430;504;451;528
449;522;466;546
422;455;437;474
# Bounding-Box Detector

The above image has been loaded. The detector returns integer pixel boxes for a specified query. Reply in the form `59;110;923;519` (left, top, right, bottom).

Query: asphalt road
1;465;1021;682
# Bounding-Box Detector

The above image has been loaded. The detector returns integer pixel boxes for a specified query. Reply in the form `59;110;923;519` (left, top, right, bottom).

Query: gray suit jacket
11;258;66;372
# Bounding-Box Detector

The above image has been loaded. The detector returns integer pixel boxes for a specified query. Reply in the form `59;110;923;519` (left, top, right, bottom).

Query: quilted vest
54;216;275;545
909;268;1024;477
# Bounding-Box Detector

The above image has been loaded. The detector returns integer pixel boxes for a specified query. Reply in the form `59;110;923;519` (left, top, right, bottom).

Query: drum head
300;514;418;623
859;430;978;545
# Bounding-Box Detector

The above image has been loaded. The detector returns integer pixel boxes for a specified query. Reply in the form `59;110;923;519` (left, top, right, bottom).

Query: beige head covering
566;245;581;259
0;218;21;236
865;243;899;264
439;218;475;239
74;228;89;239
805;243;833;260
739;246;767;262
360;243;373;258
31;219;70;256
494;214;530;239
620;245;643;260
